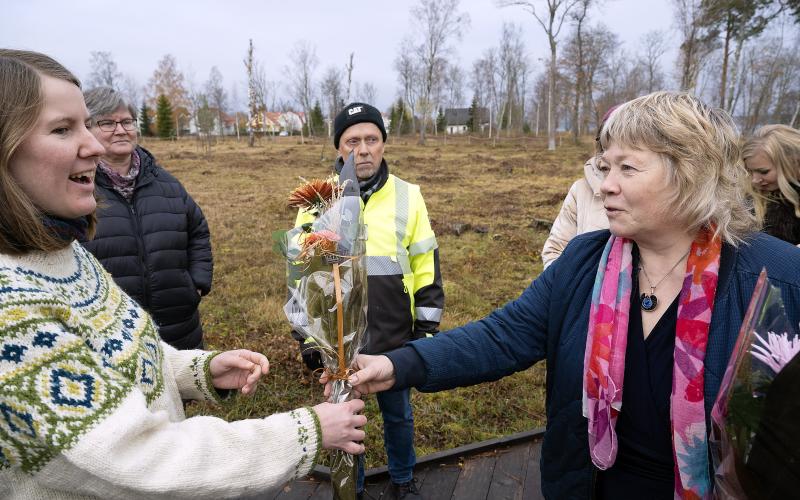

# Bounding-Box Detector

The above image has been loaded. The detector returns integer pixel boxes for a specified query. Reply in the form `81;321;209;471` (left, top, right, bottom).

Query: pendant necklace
639;248;691;312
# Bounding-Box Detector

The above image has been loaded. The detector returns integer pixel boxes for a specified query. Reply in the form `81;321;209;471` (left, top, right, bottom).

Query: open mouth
69;173;93;185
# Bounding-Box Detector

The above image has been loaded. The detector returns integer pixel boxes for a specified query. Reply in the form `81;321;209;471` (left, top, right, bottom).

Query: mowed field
142;133;595;468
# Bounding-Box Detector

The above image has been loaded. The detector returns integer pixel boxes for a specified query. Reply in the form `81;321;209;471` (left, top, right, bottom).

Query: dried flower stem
332;263;346;377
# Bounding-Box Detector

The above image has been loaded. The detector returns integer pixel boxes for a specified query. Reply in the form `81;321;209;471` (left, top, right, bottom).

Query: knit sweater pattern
0;242;320;499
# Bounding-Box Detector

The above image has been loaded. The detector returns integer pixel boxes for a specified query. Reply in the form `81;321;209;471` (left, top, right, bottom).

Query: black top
597;265;679;500
763;191;800;245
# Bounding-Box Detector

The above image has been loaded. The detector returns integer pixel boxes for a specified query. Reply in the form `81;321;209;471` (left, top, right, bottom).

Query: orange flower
299;230;341;260
287;179;340;212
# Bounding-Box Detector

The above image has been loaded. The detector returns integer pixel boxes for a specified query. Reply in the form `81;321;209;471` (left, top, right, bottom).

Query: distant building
280;111;305;133
444;107;489;134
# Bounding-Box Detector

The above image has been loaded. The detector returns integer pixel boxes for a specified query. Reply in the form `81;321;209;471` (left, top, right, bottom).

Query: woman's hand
320;354;397;398
313;399;367;454
209;350;270;395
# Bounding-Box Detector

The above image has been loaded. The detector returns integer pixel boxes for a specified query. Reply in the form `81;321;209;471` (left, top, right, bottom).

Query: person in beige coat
541;156;609;268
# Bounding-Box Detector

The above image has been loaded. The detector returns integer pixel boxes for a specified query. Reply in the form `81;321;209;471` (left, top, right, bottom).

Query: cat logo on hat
348;106;363;116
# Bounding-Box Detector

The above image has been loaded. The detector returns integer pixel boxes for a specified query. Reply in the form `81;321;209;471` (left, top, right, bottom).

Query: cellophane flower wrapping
273;154;367;500
710;269;800;499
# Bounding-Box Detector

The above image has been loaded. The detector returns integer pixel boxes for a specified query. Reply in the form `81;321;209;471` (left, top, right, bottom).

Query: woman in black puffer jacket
81;87;212;349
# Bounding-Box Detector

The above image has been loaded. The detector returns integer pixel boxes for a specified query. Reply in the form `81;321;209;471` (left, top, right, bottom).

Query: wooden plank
450;453;497;500
522;438;544;500
487;443;529;500
363;474;390;499
307;480;332;500
417;463;461;500
371;467;429;500
273;478;319;499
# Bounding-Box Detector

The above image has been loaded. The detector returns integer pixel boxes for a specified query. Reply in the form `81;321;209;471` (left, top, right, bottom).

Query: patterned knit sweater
0;242;320;499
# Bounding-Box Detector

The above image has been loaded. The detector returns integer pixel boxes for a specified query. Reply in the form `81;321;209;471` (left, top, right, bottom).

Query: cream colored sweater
0;242;320;499
541;156;609;268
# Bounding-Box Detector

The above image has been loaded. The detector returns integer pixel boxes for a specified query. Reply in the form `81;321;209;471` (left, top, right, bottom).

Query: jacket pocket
366;273;412;353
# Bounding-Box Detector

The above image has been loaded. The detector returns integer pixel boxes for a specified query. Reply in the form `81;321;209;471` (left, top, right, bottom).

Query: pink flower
751;330;800;374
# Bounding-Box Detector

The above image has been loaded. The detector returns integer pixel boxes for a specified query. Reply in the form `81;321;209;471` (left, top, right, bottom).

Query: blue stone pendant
640;293;658;312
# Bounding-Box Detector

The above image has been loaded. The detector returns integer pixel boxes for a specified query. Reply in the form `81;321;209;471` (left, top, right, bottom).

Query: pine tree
305;101;325;137
466;95;479;133
390;98;412;136
155;94;175;139
196;95;215;137
436;107;446;135
139;102;154;137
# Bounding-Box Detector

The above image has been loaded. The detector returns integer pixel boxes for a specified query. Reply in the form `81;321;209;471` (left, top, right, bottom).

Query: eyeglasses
95;119;137;132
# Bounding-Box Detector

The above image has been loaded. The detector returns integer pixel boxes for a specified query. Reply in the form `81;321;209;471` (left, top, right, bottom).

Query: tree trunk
719;14;733;108
548;40;557;151
726;37;745;114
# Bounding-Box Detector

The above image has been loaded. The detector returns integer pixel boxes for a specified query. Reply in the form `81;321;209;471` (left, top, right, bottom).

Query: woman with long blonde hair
743;124;800;245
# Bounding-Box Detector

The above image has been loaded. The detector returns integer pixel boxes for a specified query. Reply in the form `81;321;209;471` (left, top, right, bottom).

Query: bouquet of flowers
273;153;368;500
710;269;800;499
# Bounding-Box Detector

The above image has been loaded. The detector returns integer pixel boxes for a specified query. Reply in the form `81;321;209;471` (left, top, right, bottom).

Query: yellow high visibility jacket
295;172;444;354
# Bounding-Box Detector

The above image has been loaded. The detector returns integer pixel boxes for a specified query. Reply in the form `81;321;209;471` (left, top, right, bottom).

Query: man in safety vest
293;102;444;499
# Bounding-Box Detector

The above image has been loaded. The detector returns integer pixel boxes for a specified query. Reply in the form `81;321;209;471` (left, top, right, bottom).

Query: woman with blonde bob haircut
341;92;800;499
743;124;800;245
0;49;367;499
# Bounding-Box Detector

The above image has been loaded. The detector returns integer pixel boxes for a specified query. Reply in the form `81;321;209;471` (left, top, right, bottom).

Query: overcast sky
3;0;676;110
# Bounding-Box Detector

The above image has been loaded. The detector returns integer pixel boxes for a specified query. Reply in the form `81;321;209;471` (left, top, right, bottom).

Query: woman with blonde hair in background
0;49;365;499
743;124;800;245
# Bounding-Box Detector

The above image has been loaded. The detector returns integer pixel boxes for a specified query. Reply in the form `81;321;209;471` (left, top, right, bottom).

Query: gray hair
83;86;137;121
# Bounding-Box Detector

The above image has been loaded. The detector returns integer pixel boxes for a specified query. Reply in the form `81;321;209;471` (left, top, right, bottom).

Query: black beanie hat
333;102;387;148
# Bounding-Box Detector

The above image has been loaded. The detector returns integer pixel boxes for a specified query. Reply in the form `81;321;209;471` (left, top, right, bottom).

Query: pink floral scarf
582;229;721;499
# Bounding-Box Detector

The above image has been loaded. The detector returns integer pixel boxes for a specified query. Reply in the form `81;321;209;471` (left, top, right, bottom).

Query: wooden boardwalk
268;429;545;500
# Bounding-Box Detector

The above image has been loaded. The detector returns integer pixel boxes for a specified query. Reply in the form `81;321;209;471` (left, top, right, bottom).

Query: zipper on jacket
129;198;150;310
114;188;150;311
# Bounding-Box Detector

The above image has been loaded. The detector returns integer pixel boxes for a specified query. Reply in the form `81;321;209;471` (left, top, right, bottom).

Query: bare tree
87;51;122;89
474;48;500;137
499;0;580;150
443;64;465;109
469;58;490;116
496;23;528;136
206;66;227;138
320;66;344;122
410;0;470;145
673;0;716;92
244;39;259;147
345;53;355;103
638;30;668;93
357;82;378;105
736;29;800;131
395;37;421;134
701;0;780;109
582;25;617;128
120;75;143;108
287;40;319;137
563;0;592;142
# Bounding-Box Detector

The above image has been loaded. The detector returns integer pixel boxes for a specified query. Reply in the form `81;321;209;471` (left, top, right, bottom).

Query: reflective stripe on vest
408;235;437;257
415;306;442;322
393;179;412;275
365;255;404;276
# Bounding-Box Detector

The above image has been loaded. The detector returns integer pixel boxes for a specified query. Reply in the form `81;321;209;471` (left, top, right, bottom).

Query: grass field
142;133;595;468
